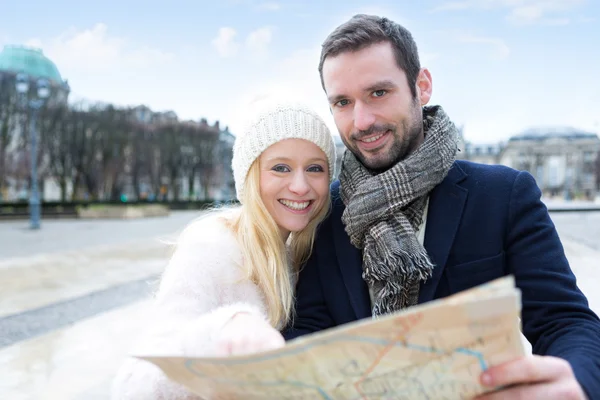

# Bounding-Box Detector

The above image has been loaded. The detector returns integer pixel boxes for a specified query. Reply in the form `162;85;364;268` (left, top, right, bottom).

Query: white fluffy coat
111;210;271;399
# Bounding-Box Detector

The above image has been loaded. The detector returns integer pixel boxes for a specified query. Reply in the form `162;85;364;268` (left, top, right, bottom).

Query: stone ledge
77;204;170;219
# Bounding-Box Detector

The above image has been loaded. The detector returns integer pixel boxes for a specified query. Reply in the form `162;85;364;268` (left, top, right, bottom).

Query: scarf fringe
363;245;435;283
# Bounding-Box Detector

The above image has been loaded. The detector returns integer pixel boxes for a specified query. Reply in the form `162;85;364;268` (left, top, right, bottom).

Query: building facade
460;127;600;200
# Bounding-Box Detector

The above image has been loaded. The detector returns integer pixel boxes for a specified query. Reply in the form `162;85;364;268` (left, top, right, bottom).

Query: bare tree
39;105;68;201
155;122;185;201
0;73;22;200
127;119;155;201
62;103;105;200
178;123;203;200
595;150;600;193
94;106;131;200
196;128;220;200
147;130;165;201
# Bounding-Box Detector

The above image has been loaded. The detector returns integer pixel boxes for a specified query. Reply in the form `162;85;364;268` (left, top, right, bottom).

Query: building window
583;151;595;162
536;165;545;185
583;174;595;187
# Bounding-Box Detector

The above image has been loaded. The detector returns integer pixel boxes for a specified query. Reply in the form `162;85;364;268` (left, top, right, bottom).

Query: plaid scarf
339;105;458;317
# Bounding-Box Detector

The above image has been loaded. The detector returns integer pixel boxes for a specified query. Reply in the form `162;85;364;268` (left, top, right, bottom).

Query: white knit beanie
232;101;336;202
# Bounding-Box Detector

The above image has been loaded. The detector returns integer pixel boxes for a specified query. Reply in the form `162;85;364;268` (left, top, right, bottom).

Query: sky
1;0;598;145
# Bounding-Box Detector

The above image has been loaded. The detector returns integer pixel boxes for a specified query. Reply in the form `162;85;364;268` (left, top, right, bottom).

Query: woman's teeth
279;200;310;210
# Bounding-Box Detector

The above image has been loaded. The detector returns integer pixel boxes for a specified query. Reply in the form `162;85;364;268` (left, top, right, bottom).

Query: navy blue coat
283;160;600;398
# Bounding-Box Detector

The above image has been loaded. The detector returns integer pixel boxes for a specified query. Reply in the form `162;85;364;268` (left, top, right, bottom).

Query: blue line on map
183;334;488;397
186;334;486;368
455;348;488;371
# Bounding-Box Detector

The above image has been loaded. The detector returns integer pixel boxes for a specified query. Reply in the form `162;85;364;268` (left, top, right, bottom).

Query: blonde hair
227;159;331;328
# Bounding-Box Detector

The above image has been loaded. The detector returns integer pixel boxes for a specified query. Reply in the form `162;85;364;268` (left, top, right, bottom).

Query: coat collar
418;161;468;303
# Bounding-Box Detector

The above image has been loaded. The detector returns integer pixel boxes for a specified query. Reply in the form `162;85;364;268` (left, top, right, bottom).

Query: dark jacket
284;160;600;398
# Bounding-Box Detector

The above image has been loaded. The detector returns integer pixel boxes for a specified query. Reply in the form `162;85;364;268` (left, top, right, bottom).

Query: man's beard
347;107;423;172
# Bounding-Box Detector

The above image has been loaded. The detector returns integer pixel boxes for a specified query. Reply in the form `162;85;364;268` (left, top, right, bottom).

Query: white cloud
245;26;274;57
258;2;281;11
432;0;587;25
212;26;274;59
212;27;239;58
24;23;173;75
457;34;510;60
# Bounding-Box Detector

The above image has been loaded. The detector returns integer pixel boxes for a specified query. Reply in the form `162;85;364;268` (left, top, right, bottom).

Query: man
283;14;600;399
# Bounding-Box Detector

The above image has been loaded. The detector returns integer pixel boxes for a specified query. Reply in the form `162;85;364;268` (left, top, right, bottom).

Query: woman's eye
272;165;290;173
307;165;324;172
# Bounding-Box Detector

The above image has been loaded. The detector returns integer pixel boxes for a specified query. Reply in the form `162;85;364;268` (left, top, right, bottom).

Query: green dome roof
0;45;64;84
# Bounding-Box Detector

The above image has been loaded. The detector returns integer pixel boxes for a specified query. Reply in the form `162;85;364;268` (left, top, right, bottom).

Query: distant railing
0;199;239;220
544;199;600;213
547;206;600;213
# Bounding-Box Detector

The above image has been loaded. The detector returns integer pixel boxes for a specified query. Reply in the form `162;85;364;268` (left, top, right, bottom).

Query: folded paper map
137;276;525;399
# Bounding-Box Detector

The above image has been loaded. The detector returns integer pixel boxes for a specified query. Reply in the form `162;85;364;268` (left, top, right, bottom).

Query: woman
111;101;336;399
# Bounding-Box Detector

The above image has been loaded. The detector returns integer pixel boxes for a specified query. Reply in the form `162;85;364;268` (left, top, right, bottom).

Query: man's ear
416;68;433;106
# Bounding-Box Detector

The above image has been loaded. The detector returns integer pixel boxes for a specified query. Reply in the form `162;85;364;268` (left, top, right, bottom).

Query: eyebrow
265;156;327;163
364;79;397;93
327;79;398;104
327;93;347;105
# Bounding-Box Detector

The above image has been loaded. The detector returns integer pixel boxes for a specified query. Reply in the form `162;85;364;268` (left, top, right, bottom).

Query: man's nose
353;102;376;132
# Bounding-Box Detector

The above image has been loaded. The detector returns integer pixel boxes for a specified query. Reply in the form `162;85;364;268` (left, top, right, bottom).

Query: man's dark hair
318;14;421;99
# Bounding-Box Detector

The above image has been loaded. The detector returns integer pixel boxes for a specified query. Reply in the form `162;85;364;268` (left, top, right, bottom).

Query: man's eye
336;99;350;107
373;90;386;97
272;165;290;172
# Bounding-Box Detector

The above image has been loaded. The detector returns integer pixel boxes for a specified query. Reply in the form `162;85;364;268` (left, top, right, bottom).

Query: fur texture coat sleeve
111;211;269;399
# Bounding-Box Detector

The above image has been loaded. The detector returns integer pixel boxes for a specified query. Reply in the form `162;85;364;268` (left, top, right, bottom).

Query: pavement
0;210;599;399
0;210;202;259
0;211;205;400
549;211;600;251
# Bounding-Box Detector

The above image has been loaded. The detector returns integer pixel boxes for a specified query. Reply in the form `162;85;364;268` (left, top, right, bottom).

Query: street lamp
15;73;50;230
